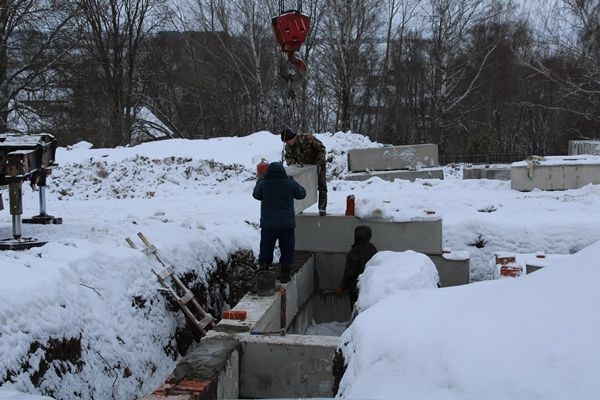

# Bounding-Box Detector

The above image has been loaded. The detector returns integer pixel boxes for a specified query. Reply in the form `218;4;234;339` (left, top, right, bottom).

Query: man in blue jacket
253;162;306;283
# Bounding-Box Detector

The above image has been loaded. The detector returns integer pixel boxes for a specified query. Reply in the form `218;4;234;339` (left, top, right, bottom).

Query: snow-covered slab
295;214;443;254
569;140;600;156
343;167;443;182
347;144;438;172
511;155;600;191
337;241;600;399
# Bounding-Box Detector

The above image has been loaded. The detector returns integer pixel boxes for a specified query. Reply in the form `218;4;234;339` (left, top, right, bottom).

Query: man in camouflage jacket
281;128;328;215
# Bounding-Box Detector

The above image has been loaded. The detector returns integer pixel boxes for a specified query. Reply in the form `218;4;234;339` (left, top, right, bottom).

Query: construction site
2;1;600;399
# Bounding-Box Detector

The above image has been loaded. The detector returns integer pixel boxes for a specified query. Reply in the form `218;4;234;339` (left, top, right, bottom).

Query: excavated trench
0;249;258;399
145;251;353;399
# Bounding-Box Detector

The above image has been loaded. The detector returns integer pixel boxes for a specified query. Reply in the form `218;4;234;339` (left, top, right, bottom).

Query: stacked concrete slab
569;140;600;156
463;166;511;180
344;144;444;181
297;213;470;287
511;155;600;191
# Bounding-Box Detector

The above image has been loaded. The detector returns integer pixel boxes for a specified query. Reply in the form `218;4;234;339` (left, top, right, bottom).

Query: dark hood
264;162;288;180
354;225;372;245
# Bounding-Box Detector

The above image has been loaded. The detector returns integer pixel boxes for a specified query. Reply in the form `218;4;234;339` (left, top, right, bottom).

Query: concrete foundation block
239;334;338;398
215;292;281;333
511;157;600;191
296;214;443;255
348;144;438;172
428;252;470;287
285;255;314;328
344;168;444;182
314;252;346;291
569;140;600;155
463;167;511;180
145;336;240;400
286;165;317;213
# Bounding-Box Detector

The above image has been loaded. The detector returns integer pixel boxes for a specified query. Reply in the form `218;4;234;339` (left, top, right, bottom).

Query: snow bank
0;387;53;400
337;241;600;399
356;251;439;312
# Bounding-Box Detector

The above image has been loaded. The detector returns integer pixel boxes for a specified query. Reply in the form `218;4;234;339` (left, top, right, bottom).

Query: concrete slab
239;334;338;399
284;254;315;329
428;252;470;287
344;168;444;182
296;214;443;255
463;167;510;180
511;156;600;191
348;144;438;172
215;292;281;333
314;252;346;291
286;165;317;213
569;140;600;155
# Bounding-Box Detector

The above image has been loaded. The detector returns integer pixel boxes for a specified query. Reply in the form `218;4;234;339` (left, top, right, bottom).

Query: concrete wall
316;251;469;289
239;334;338;399
286;165;317;213
314;252;346;290
216;255;315;333
463;167;511;180
348;144;439;172
428;254;470;287
569;140;600;156
296;214;443;255
511;163;600;191
344;168;444;182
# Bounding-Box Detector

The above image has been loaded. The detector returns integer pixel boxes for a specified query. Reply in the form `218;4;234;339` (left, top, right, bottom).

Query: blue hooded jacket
253;162;306;229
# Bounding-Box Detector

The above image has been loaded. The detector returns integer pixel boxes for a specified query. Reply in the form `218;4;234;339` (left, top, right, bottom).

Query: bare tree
320;0;382;131
425;0;498;149
0;0;76;132
75;0;166;146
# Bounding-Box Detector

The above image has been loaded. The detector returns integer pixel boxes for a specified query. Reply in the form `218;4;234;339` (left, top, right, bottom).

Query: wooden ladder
126;232;214;336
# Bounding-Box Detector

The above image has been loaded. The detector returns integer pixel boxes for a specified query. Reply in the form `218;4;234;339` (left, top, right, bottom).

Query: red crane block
272;12;310;53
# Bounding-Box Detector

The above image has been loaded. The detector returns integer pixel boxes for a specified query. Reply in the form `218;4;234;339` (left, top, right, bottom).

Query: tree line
3;0;600;159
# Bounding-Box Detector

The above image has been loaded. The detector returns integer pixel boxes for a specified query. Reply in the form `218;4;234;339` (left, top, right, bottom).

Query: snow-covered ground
2;130;600;398
337;242;600;399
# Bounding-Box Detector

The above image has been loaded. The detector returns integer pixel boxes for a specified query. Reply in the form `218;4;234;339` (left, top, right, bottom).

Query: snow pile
50;155;251;200
337;242;600;399
0;387;53;400
356;251;439;312
316;131;381;177
353;196;389;220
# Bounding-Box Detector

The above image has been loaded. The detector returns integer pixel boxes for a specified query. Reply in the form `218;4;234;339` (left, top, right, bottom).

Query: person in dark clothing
281;128;328;215
253;162;306;283
337;225;378;307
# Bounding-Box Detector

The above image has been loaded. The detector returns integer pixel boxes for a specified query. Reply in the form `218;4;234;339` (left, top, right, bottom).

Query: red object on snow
257;160;269;177
500;265;522;278
345;195;355;216
272;12;310;53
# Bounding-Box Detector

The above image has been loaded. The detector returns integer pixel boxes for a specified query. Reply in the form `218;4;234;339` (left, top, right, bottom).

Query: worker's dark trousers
258;228;295;266
317;164;327;211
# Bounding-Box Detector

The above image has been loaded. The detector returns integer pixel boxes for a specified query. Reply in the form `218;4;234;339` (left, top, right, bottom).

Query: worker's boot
259;262;271;272
256;270;276;296
279;264;291;284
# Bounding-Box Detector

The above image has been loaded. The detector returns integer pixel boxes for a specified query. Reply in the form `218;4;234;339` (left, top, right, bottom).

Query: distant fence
440;153;533;165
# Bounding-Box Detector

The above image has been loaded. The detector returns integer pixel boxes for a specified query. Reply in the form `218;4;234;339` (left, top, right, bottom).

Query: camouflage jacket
284;134;326;167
